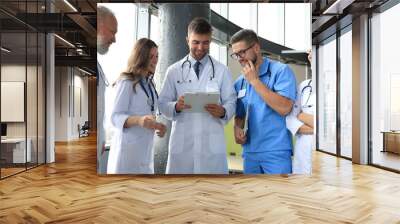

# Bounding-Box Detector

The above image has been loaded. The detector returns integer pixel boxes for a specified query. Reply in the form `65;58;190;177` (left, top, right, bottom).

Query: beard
251;56;257;65
97;36;110;55
190;48;208;61
240;55;258;67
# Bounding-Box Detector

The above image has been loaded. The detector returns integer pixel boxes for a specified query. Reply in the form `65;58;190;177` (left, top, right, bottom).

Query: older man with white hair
97;5;117;173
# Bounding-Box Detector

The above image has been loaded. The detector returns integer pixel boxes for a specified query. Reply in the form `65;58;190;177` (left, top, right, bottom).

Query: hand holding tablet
184;92;220;113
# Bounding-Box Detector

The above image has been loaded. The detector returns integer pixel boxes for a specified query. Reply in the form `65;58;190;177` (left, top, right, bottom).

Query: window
150;14;160;45
228;3;257;31
210;41;227;66
257;3;311;50
149;14;162;88
0;1;46;179
371;3;400;171
339;28;352;158
284;3;311;51
257;4;284;46
210;3;228;18
317;36;337;155
97;3;137;146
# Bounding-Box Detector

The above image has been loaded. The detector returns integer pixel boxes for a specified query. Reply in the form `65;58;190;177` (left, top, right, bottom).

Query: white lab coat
286;79;315;174
108;78;157;174
97;62;107;174
158;55;236;174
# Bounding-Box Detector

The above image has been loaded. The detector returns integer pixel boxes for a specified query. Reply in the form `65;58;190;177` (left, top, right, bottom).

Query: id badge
238;89;246;98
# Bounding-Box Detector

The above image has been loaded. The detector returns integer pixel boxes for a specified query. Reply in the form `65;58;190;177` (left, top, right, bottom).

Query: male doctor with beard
158;17;236;174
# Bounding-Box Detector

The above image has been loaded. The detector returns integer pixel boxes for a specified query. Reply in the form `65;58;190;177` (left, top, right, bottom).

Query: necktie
194;61;201;79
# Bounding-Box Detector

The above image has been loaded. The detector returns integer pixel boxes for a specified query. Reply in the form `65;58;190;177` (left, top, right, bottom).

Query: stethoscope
177;55;215;84
301;79;312;108
139;77;159;114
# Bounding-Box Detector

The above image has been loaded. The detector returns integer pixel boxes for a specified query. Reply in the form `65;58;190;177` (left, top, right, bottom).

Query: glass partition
1;30;28;177
370;3;400;171
317;36;337;155
0;1;46;179
339;28;352;158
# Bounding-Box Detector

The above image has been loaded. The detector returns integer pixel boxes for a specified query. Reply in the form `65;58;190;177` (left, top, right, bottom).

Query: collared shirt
234;57;297;154
188;54;209;78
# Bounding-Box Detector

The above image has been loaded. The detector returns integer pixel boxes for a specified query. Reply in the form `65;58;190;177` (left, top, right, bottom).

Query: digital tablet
184;92;220;113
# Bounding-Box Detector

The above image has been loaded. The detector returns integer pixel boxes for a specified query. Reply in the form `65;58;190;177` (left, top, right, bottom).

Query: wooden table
381;131;400;154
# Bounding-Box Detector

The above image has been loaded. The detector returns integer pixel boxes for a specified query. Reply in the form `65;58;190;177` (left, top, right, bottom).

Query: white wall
1;65;30;138
1;66;26;127
288;64;308;84
73;72;89;138
55;66;68;141
54;67;89;141
1;64;46;164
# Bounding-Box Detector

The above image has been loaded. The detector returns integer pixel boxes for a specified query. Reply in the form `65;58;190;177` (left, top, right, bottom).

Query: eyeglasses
230;43;255;60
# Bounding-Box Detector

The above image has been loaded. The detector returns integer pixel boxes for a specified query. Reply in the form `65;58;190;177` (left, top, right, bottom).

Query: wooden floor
372;150;400;171
1;167;26;178
1;134;400;223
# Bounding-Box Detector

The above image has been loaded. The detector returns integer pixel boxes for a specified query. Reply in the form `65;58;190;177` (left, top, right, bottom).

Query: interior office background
315;0;400;172
97;3;312;174
1;0;400;179
0;0;47;179
0;0;97;179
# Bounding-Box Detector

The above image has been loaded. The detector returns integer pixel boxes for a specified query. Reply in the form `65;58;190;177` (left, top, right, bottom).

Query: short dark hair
188;17;212;35
230;29;259;46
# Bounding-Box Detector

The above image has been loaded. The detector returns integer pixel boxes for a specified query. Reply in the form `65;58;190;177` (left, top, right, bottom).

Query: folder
184;92;220;113
243;106;249;135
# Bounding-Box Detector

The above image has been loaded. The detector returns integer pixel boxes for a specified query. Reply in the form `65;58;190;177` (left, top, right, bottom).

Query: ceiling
1;0;396;72
309;0;390;44
0;0;97;73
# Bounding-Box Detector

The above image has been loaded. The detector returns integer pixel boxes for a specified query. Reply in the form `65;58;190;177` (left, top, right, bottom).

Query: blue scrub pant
243;150;292;174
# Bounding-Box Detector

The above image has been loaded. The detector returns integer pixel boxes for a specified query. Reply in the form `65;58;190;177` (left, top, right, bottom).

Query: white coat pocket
169;119;185;154
206;81;219;93
207;120;225;154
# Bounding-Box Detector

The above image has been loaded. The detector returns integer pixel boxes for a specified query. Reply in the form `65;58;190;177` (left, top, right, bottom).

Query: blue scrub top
234;57;297;154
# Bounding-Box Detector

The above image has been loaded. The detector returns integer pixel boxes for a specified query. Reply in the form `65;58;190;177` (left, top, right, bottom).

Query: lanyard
139;79;158;113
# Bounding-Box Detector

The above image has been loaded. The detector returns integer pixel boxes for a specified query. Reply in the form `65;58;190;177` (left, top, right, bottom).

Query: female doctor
286;50;315;174
108;38;166;174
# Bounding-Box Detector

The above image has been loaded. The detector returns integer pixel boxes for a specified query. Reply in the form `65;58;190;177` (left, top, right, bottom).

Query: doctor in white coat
97;5;117;174
286;51;315;174
108;38;166;174
158;17;236;174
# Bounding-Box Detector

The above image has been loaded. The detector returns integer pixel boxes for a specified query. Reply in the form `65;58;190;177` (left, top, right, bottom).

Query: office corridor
0;134;399;223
